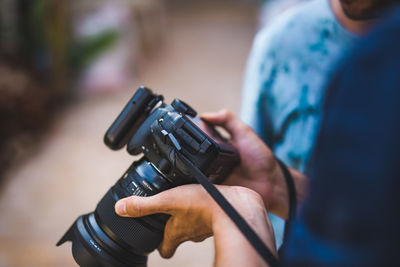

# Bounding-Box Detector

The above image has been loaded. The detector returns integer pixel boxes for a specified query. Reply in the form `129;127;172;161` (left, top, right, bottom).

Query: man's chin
342;8;382;21
340;0;397;21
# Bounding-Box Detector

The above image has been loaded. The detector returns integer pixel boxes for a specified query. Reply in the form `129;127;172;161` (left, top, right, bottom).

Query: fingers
115;191;176;217
115;184;206;217
158;240;181;259
114;184;216;259
158;218;185;258
202;109;235;127
158;217;212;258
158;234;210;259
202;109;251;140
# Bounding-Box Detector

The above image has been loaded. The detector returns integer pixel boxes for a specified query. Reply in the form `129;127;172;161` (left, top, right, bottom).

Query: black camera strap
275;158;297;243
178;154;280;267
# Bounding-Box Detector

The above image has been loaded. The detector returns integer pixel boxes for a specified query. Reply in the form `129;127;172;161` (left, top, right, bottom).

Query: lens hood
57;214;147;267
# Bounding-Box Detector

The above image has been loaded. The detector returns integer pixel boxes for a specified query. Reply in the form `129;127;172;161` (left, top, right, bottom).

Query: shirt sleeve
239;27;277;147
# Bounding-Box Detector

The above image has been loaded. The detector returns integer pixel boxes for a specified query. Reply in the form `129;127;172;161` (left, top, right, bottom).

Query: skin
331;0;400;35
115;185;276;267
115;110;307;266
339;0;399;20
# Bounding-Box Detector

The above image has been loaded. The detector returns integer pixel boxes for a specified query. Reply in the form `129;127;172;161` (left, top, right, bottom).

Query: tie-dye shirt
241;0;358;173
240;0;359;246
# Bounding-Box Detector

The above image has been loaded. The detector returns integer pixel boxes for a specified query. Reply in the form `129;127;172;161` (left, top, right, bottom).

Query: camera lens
57;159;174;267
58;87;240;267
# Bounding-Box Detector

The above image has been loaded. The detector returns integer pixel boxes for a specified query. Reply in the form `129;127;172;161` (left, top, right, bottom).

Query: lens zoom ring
95;189;163;254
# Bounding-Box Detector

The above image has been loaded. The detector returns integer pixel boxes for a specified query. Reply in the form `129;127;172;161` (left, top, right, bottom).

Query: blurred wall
0;0;259;266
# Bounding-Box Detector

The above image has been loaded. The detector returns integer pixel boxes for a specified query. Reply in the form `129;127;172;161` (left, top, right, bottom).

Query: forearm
212;194;276;267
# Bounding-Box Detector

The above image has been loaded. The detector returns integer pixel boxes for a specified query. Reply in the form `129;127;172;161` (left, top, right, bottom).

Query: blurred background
0;0;301;266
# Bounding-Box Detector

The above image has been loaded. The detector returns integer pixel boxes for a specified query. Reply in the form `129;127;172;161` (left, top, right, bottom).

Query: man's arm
203;110;308;220
212;194;276;267
115;185;276;266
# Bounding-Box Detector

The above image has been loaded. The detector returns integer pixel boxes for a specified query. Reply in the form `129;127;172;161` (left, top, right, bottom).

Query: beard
339;0;398;20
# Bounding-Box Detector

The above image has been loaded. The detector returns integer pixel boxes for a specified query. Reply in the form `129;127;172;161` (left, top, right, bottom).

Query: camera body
106;86;238;187
57;87;239;267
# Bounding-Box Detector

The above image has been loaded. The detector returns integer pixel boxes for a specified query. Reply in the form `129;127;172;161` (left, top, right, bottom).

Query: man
115;6;400;265
283;8;400;264
240;0;399;243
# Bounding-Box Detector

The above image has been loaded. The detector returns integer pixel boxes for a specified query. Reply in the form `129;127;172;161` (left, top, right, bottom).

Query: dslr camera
57;86;240;267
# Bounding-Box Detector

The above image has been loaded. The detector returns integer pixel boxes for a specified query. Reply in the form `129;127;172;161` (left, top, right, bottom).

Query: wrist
268;160;291;219
211;194;277;267
268;159;309;219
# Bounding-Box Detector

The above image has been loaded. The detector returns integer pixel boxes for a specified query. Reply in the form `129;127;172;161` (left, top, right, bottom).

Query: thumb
115;192;176;217
202;109;249;140
201;109;233;125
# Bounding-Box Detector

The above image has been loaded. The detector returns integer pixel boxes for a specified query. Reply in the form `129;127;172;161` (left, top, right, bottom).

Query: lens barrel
57;159;173;267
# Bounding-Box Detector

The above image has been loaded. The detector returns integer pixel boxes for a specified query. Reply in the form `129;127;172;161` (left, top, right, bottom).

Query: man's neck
330;0;376;36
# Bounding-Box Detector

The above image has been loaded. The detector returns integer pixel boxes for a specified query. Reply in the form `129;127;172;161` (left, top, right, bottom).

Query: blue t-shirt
282;7;400;265
240;0;358;172
240;0;359;246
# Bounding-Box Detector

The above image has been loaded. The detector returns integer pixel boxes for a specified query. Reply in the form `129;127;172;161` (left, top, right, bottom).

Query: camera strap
177;153;280;267
275;158;297;243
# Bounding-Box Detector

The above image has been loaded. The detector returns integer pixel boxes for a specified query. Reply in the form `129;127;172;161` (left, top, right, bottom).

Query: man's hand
115;184;276;266
203;110;308;219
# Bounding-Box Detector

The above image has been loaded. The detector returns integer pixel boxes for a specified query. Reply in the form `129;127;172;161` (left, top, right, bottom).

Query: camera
57;86;240;267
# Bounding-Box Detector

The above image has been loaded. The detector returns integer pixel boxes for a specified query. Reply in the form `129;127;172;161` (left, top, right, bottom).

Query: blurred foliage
0;0;119;178
15;0;119;93
69;29;119;74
